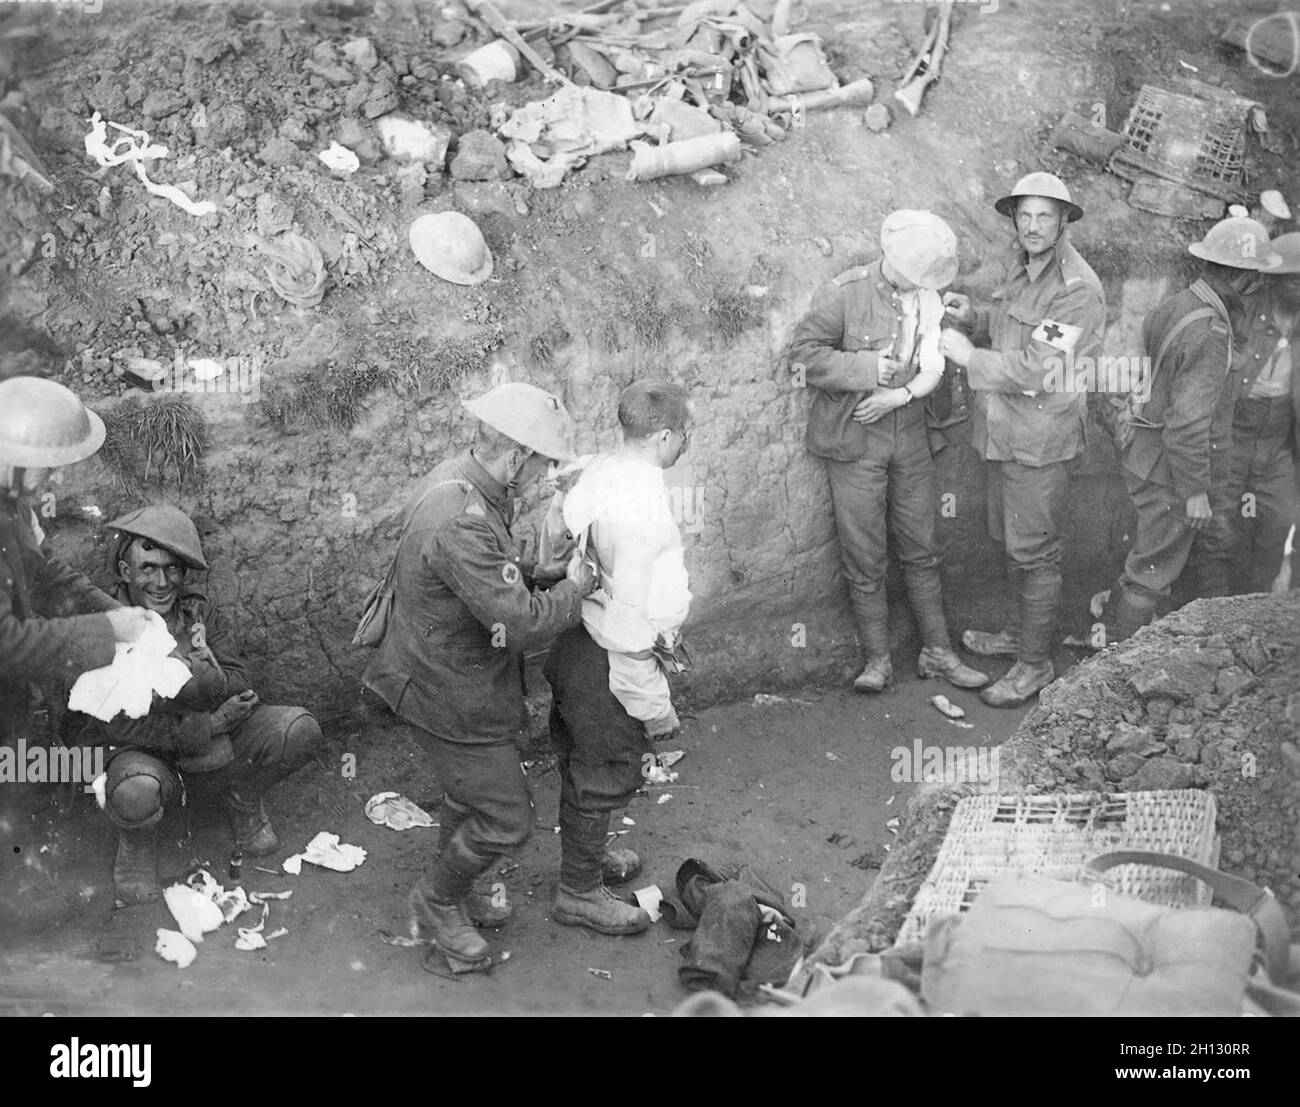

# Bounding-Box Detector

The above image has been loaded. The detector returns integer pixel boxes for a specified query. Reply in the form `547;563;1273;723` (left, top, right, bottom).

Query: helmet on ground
107;504;209;571
409;211;493;285
1187;217;1283;271
0;376;106;469
880;209;959;290
994;171;1084;222
463;382;577;462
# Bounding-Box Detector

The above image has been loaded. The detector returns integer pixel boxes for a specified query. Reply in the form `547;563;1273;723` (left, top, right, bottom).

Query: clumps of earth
1008;593;1300;922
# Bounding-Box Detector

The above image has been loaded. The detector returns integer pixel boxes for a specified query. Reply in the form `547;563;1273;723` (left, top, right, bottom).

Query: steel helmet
1265;232;1300;274
409;211;493;285
994;172;1084;222
463;382;577;462
1187;217;1283;271
0;376;106;468
880;209;959;290
107;504;209;570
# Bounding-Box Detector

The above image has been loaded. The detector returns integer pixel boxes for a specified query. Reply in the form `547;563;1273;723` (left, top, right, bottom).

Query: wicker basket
894;790;1220;947
1108;81;1254;201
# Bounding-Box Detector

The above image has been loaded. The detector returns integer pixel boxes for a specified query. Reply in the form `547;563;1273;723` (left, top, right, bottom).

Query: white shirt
561;454;692;722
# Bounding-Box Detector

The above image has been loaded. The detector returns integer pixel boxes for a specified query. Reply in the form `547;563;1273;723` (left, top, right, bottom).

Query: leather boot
221;789;278;856
1103;591;1158;644
436;800;511;927
850;590;892;692
961;628;1021;658
410;839;491;966
980;659;1055;707
916;646;989;689
554;882;652;935
852;655;893;693
114;827;160;906
556;807;651;935
602;848;641;886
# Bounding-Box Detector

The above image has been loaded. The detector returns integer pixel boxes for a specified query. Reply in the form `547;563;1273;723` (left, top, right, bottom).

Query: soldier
789;210;988;695
1102;219;1283;639
941;173;1106;707
362;382;597;972
1189;230;1299;596
542;380;693;937
99;504;323;905
0;377;152;929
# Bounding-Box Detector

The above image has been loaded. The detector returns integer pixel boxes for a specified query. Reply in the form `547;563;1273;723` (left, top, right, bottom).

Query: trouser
985;458;1072;664
1191;395;1297;595
1115;468;1215;609
822;403;951;661
103;705;321;830
409;725;534;904
544;624;653;891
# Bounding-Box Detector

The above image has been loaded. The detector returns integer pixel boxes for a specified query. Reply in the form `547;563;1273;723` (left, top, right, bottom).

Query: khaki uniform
965;238;1105;662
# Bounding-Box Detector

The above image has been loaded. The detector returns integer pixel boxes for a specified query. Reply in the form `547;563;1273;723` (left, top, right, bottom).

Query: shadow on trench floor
0;660;1034;1017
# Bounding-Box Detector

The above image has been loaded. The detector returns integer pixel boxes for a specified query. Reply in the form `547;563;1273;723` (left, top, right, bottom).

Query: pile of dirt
803;590;1300;974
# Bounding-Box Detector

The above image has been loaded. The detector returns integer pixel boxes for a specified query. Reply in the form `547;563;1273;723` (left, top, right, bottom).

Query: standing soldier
362;383;597;973
1102;219;1283;638
789;210;988;695
542;380;693;937
941;173;1106;707
0;377;152;930
1189;230;1299;596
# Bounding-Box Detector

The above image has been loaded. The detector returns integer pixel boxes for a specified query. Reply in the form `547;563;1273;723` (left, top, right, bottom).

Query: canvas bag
920;850;1298;1016
351;480;469;648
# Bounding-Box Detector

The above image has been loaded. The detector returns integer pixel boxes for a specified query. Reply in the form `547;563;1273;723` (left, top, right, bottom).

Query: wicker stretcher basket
894;790;1220;947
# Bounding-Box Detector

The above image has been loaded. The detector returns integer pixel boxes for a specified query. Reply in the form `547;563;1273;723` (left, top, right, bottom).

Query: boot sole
552;907;651;936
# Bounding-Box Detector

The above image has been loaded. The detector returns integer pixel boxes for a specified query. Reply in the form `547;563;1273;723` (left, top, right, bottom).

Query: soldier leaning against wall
0;377;152;932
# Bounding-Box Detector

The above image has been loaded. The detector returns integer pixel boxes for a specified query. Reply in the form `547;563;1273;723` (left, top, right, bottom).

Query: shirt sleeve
0;546;117;688
966;280;1105;395
33;556;122;616
170;601;254;710
788;282;881;393
606;651;672;723
1162;320;1233;502
428;514;584;651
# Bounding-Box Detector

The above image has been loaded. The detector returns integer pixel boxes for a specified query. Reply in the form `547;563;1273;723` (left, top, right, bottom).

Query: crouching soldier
98;505;322;905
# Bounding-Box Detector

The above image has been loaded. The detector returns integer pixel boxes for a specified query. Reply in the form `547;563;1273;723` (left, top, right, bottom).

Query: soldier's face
119;541;186;615
1015;197;1063;258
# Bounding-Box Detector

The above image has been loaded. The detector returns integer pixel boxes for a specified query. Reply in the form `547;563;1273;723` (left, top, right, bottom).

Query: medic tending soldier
941;173;1106;707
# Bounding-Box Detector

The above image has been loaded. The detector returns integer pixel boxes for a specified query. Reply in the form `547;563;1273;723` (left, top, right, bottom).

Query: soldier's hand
1185;492;1213;530
943;292;974;325
211;690;258;736
876;356;903;387
940;328;974;368
106;606;153;644
853;389;909;425
565;554;598;596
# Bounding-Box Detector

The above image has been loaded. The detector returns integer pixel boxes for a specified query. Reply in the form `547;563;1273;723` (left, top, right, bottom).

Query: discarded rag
250;232;327;308
669;858;807;998
83;111;218;218
499;85;644;188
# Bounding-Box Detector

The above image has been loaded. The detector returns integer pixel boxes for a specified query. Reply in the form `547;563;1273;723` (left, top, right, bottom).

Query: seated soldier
96;505;322;905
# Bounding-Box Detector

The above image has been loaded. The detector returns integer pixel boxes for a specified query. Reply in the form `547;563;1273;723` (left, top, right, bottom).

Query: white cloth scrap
155;928;197;968
499;86;644;188
68;610;191;722
163;883;223;944
83;111;218;217
365;792;437;831
283;831;367;874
